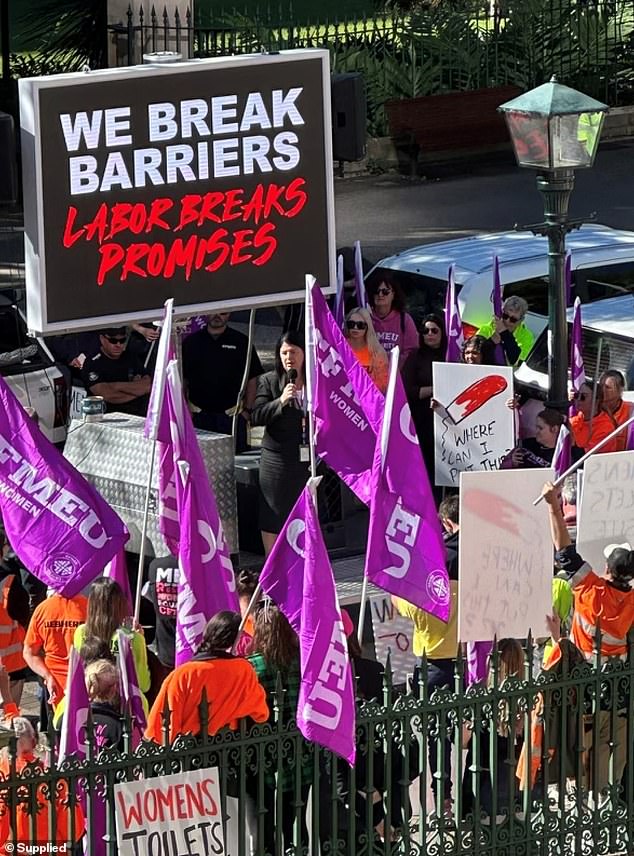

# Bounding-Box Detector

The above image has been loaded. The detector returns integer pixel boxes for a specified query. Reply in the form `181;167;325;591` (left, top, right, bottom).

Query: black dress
251;371;310;534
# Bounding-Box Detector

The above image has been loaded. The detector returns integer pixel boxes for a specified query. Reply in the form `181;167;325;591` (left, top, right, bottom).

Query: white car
0;294;68;444
368;223;634;338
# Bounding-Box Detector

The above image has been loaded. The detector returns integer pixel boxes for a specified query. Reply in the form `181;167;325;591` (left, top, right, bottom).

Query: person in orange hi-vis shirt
541;480;634;794
145;611;269;744
23;592;88;709
0;717;84;853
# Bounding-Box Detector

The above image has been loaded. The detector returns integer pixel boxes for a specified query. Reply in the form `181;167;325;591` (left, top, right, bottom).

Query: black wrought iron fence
1;636;634;855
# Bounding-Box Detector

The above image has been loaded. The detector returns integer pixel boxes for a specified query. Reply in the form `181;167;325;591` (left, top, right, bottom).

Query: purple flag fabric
492;255;503;317
162;362;238;666
0;378;128;597
491;256;506;366
569;298;585;418
565;253;573;307
354;240;367;309
259;480;356;764
58;647;107;850
104;549;132;615
117;629;147;748
466;641;493;686
553;424;572;480
627;421;634;452
365;352;450;621
58;646;90;763
334;253;346;331
570;297;585;395
310;284;384;504
445;265;464;363
143;298;174;442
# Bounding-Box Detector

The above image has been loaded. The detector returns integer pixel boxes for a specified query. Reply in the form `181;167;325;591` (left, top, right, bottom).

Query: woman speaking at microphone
251;331;310;556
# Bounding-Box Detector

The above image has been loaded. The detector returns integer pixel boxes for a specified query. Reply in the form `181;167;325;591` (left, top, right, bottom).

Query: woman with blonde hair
344;307;389;393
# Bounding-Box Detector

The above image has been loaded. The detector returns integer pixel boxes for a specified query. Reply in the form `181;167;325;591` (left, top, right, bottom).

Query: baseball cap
604;542;634;582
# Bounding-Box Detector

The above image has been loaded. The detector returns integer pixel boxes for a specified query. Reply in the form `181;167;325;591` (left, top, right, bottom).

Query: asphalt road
334;141;634;264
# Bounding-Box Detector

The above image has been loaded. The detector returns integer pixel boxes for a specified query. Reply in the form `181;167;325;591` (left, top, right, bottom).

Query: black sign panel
20;52;335;332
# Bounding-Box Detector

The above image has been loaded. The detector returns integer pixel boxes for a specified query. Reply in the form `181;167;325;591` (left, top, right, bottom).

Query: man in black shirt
182;312;263;452
81;327;152;417
142;555;179;670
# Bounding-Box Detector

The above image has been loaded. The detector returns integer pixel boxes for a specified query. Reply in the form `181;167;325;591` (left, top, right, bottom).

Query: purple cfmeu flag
354;240;367;309
365;350;450;620
58;646;90;763
104;549;132;614
117;629;146;748
553;423;572;480
259;479;356;765
569;297;585;418
144;298;174;442
334;253;346;331
163;362;238;665
626;421;634;451
445;265;464;362
310;283;384;504
565;253;573;307
491;255;506;366
0;378;128;597
58;647;106;849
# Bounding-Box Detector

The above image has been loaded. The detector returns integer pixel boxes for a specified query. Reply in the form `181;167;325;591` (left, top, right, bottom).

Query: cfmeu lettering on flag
115;769;224;856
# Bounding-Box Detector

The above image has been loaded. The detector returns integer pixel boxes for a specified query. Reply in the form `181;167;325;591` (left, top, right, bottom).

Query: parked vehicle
514;294;634;398
0;293;68;444
367;223;634;338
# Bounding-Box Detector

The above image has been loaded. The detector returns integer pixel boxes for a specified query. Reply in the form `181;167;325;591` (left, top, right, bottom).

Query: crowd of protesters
0;275;633;852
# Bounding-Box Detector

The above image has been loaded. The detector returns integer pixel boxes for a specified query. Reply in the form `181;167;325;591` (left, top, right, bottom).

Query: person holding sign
503;409;574;469
402;314;447;494
542;480;634;794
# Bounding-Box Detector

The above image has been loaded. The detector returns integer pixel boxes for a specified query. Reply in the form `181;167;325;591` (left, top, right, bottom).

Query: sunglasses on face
104;336;126;344
423;327;441;335
376;287;393;297
347;320;368;331
502;312;521;323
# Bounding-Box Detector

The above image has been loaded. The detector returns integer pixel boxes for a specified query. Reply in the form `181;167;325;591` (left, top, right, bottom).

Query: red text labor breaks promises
19;51;336;333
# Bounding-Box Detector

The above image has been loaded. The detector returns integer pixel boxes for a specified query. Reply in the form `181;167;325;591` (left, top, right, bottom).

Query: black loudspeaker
0;112;18;204
331;73;366;162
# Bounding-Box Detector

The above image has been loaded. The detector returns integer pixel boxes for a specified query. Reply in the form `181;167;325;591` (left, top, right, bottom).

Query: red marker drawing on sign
446;375;508;424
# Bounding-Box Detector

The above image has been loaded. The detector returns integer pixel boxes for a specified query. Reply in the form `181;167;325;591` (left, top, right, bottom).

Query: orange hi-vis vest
569;562;634;659
0;577;25;674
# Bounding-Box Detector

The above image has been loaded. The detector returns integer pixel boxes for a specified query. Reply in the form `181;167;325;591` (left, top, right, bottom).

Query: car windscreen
526;323;634;384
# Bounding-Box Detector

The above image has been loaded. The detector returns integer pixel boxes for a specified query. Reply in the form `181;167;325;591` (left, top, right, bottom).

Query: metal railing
101;0;634;135
1;635;633;855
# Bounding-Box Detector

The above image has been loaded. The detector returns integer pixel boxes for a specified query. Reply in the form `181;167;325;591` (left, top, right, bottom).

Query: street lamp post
498;77;608;410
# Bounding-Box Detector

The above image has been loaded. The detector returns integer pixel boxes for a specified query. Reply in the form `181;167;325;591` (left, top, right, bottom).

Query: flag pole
231;308;256;451
357;347;400;647
533;412;634;506
305;275;317;479
134;299;174;622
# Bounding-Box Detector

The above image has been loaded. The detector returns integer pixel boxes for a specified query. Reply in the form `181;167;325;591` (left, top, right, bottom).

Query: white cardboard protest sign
115;767;224;856
577;450;634;572
432;363;515;487
458;468;554;643
370;594;417;686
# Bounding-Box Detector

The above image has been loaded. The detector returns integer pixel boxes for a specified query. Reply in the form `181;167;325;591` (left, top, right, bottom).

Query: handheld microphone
286;368;299;407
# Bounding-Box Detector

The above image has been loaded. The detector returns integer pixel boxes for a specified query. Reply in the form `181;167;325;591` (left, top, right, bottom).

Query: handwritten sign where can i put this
458;468;554;643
